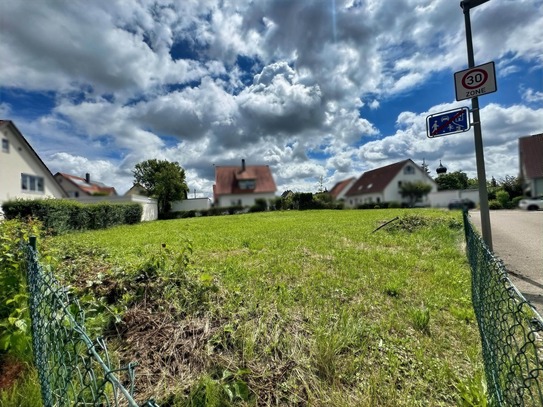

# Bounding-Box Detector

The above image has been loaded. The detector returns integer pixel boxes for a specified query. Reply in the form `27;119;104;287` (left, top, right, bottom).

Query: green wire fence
24;237;159;407
463;211;543;406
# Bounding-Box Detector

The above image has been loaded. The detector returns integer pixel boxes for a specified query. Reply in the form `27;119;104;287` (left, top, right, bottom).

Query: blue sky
1;0;542;196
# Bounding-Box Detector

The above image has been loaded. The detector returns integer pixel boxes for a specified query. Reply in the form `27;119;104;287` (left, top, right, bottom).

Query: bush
488;200;503;210
2;199;142;234
249;199;268;213
495;190;510;208
0;219;43;358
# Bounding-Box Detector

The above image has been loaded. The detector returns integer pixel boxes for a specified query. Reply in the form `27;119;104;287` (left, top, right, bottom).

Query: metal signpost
460;0;493;250
426;107;471;138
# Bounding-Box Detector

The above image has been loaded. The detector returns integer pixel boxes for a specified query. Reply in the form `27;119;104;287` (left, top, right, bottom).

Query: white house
0;120;67;215
213;159;277;208
344;159;437;208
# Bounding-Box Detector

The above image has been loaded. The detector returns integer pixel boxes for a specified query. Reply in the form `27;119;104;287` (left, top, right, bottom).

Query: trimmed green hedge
2;199;142;234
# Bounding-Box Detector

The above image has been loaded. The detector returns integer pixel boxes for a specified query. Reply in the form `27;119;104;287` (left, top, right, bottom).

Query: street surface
469;210;543;315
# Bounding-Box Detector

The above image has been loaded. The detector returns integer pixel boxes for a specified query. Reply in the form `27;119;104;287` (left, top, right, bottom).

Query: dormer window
239;179;256;190
2;138;8;153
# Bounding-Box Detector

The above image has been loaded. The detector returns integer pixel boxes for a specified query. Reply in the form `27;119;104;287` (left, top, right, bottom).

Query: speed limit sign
454;61;497;101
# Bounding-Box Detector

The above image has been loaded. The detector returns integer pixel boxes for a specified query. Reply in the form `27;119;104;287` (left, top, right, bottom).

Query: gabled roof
54;172;117;196
124;183;148;196
329;177;356;199
519;133;543;179
214;161;276;198
0;119;68;197
345;159;425;196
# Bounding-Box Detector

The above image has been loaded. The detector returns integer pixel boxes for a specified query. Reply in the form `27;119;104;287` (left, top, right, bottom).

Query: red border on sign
462;68;488;90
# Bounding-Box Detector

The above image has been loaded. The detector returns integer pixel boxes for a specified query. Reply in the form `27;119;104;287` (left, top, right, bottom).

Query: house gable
329;177;356;201
214;159;277;207
344;159;437;207
0;120;67;211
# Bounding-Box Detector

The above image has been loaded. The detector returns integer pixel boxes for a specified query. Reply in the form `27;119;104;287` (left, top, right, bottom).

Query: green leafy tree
435;171;469;191
133;159;189;215
400;181;433;207
499;175;523;199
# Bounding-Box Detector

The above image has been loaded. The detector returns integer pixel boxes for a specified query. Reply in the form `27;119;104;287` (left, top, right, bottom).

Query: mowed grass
50;209;484;406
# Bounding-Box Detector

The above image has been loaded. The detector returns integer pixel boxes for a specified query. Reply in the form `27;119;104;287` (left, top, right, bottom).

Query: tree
498;175;523;199
133;159;188;215
399;181;433;207
435;171;469;191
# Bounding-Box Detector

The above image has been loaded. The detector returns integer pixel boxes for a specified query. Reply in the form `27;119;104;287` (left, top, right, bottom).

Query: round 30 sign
454;61;497;101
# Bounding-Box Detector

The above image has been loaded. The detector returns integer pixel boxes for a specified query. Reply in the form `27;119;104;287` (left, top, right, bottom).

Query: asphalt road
469;210;543;315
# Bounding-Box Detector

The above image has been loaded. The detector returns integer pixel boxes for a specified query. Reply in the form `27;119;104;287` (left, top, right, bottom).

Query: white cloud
1;0;542;195
522;88;543;103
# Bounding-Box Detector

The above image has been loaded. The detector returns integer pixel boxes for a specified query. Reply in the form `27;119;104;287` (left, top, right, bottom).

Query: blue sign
426;107;470;138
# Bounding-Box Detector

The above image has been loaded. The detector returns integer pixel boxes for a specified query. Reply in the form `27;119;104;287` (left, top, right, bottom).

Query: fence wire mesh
463;211;543;406
24;237;159;407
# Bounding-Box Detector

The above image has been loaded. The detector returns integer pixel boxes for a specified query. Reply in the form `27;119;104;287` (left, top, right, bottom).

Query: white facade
0;122;66;216
171;198;212;211
215;192;276;208
428;189;480;208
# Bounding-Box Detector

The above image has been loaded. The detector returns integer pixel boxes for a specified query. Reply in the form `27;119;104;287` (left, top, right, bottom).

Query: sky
1;0;542;198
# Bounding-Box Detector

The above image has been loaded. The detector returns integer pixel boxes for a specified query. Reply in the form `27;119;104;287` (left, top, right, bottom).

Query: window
404;165;415;175
238;179;256;190
398;181;402;187
21;174;44;192
2;138;8;153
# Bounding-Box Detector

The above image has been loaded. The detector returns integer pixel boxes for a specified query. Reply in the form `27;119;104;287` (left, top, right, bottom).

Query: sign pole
461;1;493;250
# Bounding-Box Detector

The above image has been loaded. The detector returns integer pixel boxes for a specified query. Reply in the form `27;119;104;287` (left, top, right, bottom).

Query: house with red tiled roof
519;133;543;197
329;177;356;201
213;159;277;208
344;159;437;208
54;172;117;198
0;120;67;215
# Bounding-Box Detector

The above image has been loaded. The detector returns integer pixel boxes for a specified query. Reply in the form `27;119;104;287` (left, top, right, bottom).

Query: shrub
0;219;43;358
488;200;503;210
2;199;142;234
249;198;268;213
495;190;510;208
388;201;401;208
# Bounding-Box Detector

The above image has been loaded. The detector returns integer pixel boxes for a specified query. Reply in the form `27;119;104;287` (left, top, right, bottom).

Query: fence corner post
29;236;37;250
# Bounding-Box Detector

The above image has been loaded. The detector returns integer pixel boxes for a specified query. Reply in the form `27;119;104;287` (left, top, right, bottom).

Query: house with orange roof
0;120;67;215
54;172;117;198
344;159;437;208
213;159;277;208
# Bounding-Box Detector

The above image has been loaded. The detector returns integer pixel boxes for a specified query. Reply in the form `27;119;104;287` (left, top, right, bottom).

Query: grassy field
33;209;484;406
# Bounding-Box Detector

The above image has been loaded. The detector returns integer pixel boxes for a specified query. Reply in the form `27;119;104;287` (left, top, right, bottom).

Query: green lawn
45;209;484;406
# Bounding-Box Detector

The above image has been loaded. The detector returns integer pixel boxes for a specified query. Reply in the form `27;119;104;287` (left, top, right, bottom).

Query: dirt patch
0;355;26;391
109;306;222;402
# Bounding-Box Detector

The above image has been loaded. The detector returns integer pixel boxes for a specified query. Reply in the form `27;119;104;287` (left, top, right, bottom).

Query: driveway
469;210;543;315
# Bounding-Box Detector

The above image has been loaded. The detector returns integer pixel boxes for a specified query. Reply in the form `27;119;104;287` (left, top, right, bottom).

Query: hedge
2;199;142;234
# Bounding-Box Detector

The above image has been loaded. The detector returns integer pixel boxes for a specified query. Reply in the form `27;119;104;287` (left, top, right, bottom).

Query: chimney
85;173;90;183
241;159;246;172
